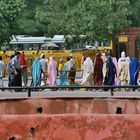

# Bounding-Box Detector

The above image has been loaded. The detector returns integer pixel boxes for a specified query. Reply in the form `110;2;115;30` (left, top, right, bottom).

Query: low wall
0;96;140;139
0;97;139;114
1;114;140;140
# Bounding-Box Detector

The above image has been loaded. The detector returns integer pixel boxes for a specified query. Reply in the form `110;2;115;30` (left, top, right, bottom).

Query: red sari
93;53;103;85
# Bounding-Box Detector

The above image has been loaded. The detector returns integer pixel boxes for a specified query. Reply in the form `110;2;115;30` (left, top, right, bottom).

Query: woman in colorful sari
93;53;103;85
61;56;71;86
31;58;42;87
118;51;126;68
129;57;139;86
81;57;94;86
47;57;57;87
103;56;116;86
118;55;130;86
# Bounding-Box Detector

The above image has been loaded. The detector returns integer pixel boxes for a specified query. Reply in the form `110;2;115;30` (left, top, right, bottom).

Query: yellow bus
0;35;96;70
96;41;113;51
85;40;113;51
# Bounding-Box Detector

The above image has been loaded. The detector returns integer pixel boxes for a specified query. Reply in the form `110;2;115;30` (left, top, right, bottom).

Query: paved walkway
1;77;140;99
0;90;140;99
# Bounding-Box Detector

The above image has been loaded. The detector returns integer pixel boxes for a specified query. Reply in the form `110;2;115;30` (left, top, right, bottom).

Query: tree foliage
129;0;140;27
36;0;131;43
18;0;46;36
0;0;25;44
1;0;140;45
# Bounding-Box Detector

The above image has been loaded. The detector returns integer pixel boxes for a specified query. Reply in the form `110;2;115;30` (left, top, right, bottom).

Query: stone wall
0;97;139;114
2;115;140;140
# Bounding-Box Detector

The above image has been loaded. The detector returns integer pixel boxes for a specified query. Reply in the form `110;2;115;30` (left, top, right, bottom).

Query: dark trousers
14;69;22;91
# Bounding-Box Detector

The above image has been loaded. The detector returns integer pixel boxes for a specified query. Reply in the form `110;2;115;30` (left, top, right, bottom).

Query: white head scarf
40;53;45;59
126;57;130;63
121;51;126;61
59;58;63;63
69;58;75;69
84;57;94;73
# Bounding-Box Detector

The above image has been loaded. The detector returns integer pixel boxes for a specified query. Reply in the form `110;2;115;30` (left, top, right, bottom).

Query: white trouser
0;77;4;88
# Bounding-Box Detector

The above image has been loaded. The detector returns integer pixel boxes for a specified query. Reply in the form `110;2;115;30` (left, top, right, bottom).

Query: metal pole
28;89;31;97
111;88;114;96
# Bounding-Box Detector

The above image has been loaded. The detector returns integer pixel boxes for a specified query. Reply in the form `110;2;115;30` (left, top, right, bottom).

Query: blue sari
57;65;66;86
104;56;116;85
129;57;139;85
61;61;70;85
31;58;42;87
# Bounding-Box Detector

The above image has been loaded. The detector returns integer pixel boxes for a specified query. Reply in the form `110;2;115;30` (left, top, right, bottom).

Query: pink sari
47;57;57;86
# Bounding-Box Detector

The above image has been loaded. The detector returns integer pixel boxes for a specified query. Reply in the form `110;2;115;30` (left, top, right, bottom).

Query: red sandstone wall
0;98;139;114
1;115;140;140
0;97;140;139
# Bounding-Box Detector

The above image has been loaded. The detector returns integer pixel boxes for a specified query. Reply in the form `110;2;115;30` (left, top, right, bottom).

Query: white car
85;45;96;50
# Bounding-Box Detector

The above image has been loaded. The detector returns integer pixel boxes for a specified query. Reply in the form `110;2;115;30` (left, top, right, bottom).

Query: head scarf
19;52;27;69
107;56;116;76
81;56;86;65
94;53;103;71
69;58;75;69
126;57;131;63
121;51;126;61
19;52;26;65
59;58;63;63
49;57;57;67
108;56;114;67
85;57;94;73
40;53;45;59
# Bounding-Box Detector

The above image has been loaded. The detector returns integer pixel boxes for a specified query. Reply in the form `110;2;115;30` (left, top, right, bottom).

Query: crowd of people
81;51;140;91
0;51;77;91
0;50;139;91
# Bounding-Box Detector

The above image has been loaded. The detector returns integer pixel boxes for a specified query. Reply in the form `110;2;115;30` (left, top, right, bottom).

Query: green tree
0;0;25;44
18;0;46;36
129;0;140;26
36;0;131;44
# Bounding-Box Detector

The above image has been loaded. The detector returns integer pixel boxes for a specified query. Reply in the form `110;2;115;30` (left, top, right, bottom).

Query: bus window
103;41;111;47
95;41;101;47
97;41;112;51
9;36;65;51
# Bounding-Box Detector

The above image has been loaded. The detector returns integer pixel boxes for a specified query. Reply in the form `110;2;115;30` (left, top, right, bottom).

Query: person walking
118;51;126;68
68;58;76;85
57;58;65;86
129;57;139;90
93;53;103;86
19;51;28;87
103;56;116;86
12;52;22;91
63;56;71;85
31;58;42;88
47;57;57;88
39;53;48;86
81;57;94;86
118;58;130;86
0;56;6;90
8;55;15;88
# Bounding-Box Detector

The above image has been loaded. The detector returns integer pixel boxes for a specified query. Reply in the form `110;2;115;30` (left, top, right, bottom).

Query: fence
0;85;140;97
2;69;140;97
